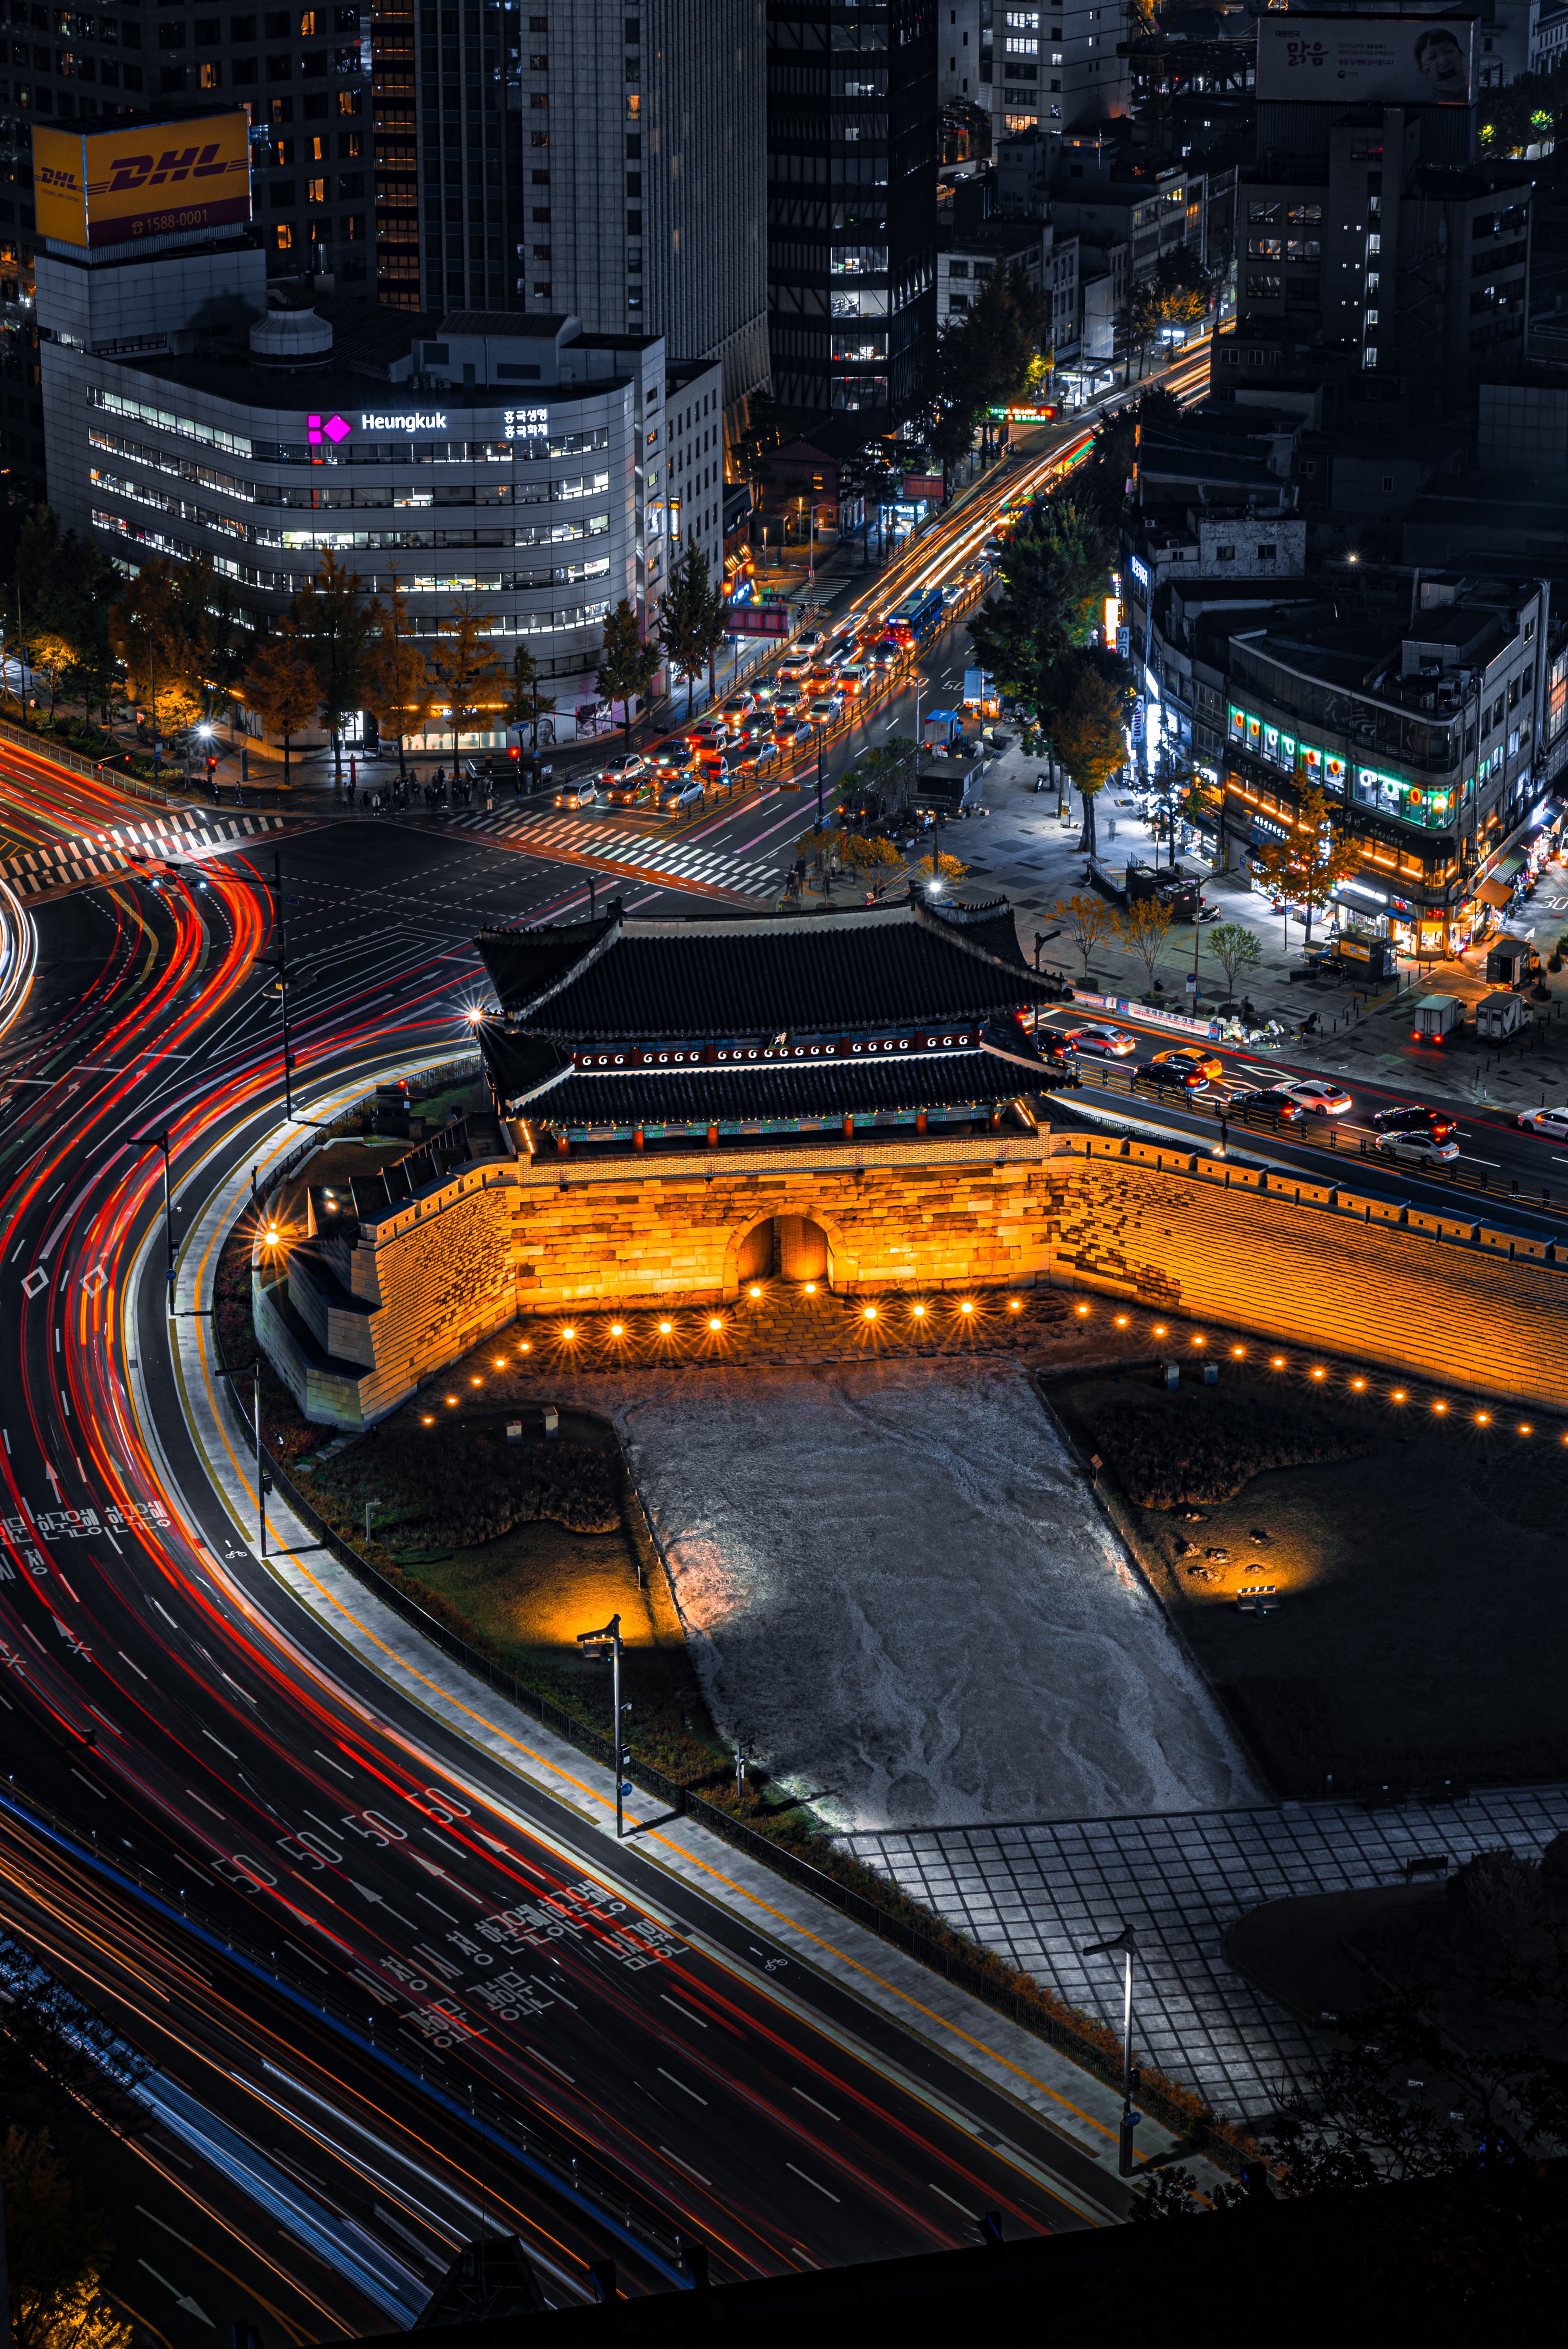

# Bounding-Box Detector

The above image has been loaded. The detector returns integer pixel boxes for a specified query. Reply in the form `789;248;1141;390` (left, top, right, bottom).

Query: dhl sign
33;111;251;250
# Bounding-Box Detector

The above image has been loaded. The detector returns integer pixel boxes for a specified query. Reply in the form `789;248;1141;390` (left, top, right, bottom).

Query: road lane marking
786;2162;840;2202
791;2085;840;2122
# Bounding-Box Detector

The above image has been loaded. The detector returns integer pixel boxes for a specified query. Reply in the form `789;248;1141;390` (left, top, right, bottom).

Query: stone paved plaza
843;1784;1568;2124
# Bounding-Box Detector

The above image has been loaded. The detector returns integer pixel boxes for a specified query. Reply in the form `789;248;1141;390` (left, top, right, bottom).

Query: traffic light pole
576;1612;632;1836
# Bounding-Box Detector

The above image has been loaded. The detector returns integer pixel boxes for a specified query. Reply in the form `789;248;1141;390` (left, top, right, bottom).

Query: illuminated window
307;176;325;202
198;58;221;85
274;220;293;250
298;7;315;29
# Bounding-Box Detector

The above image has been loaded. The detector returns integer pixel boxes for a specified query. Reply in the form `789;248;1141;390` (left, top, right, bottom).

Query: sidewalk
137;1076;1232;2206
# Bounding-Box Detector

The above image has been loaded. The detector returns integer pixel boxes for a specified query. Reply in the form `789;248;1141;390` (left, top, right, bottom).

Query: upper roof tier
475;896;1049;1041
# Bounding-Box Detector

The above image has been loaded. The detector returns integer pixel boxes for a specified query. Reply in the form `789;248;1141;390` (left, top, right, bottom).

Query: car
809;692;844;717
775;720;813;748
1372;1103;1459;1145
777;658;812;685
605;775;654;807
795;628;826;654
719;691;756;719
1063;1024;1136;1059
736;740;781;773
660;778;707;813
1153;1045;1225;1084
1517;1104;1568;1140
1373;1127;1461;1165
552;781;600;810
598;753;646;782
1134;1059;1205;1096
1229;1085;1306;1123
941;582;964;608
686;720;728;750
1279;1079;1354;1116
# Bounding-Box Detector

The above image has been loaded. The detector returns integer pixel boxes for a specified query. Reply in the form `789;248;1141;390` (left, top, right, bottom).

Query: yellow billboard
33;111;251;251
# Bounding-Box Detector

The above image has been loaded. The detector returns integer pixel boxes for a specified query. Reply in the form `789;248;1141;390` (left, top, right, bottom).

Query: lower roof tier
493;1050;1028;1126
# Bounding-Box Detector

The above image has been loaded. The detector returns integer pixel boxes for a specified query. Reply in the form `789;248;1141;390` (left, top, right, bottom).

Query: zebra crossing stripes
446;805;782;898
0;811;288;899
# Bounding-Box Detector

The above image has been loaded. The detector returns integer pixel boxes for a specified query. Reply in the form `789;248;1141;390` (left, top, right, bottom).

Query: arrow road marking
137;2261;214;2326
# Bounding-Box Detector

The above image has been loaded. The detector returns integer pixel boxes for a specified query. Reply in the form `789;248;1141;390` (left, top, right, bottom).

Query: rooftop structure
475;896;1057;1152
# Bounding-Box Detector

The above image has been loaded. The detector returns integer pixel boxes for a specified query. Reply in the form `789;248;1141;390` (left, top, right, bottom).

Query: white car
1517;1104;1568;1140
1373;1129;1460;1166
1281;1079;1354;1116
1064;1024;1137;1059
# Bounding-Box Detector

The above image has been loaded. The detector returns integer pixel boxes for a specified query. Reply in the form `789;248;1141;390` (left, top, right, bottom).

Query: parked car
1278;1078;1354;1116
1372;1103;1459;1145
1134;1059;1205;1096
1229;1085;1306;1123
1063;1024;1136;1059
1517;1104;1568;1139
1152;1046;1225;1084
1373;1126;1460;1165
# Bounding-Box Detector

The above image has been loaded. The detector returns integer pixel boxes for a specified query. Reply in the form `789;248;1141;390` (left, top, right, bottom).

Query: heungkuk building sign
303;406;552;444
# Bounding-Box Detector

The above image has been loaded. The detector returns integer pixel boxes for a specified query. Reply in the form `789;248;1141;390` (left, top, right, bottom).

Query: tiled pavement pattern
1;809;289;898
445;804;780;898
844;1785;1568;2124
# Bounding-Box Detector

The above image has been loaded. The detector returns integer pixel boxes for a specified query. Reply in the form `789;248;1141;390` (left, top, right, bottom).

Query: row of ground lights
548;1296;1033;1339
1070;1301;1557;1442
419;1347;545;1422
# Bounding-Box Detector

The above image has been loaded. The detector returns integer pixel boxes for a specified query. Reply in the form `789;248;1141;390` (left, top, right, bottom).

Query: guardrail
1064;1059;1567;1222
0;704;199;808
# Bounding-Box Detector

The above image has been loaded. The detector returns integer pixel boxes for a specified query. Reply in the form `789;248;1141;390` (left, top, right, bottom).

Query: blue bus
886;586;945;645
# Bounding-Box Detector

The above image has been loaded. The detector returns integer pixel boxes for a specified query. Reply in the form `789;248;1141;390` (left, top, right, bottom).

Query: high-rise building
767;0;938;420
982;1;1130;141
524;1;768;421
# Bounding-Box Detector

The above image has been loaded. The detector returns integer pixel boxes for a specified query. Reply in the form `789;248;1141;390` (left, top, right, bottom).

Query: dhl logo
38;166;80;190
98;143;237;193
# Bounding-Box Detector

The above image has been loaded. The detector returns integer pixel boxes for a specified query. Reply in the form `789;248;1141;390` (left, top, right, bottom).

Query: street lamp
1084;1924;1141;2175
576;1613;633;1837
129;1130;177;1314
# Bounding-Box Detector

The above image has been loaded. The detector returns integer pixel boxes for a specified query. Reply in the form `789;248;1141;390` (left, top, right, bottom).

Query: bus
884;585;945;645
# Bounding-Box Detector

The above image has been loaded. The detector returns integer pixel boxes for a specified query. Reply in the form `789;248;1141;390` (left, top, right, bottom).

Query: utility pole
576;1613;633;1836
1085;1926;1140;2175
258;849;297;1120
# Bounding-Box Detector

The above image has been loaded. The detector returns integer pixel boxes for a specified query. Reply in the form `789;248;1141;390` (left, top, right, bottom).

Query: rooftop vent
249;308;333;372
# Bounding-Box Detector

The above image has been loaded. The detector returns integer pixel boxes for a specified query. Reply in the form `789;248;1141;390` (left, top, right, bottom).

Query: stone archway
777;1214;829;1283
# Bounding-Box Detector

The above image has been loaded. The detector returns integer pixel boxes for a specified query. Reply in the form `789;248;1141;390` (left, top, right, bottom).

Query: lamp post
129;1131;176;1315
576;1613;633;1837
1084;1925;1140;2175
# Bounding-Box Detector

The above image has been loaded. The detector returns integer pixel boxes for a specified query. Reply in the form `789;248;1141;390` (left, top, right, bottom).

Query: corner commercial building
2;0;768;503
766;0;940;420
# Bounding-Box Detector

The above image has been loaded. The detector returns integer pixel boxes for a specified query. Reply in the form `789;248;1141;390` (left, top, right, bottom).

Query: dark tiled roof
477;900;1047;1036
513;1053;1021;1125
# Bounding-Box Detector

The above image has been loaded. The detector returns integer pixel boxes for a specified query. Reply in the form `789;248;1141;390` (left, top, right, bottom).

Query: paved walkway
843;1784;1568;2126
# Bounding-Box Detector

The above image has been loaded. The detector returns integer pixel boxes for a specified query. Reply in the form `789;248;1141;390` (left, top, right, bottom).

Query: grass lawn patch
1053;1364;1568;1801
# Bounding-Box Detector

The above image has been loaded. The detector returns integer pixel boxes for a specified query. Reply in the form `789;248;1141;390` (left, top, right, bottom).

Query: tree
506;640;555;754
658;537;729;716
1053;652;1130;856
1053;890;1116;978
2;2127;131;2349
927;259;1053;483
1252;782;1361;943
432;600;506;759
292;548;373;792
361;574;436;784
107;557;209;742
1114;895;1174;993
966;499;1114;733
1207;919;1263;1003
595;596;661;753
241;620;318;792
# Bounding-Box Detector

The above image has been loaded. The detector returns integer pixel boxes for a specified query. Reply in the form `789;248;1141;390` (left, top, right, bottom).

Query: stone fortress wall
257;1127;1568;1427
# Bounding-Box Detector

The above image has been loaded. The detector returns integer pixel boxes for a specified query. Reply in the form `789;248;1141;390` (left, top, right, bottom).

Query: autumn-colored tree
2;2127;131;2349
107;557;209;739
432;600;506;757
1114;894;1174;993
241;620;319;791
1053;890;1116;977
1252;783;1361;942
1053;655;1130;856
360;574;436;783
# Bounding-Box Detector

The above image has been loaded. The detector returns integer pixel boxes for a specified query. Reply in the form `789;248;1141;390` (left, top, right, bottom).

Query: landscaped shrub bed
1065;1382;1371;1508
310;1423;620;1544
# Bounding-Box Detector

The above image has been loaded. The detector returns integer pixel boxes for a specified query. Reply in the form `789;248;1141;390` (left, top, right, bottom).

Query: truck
912;755;984;821
1328;928;1398;982
962;667;998;714
885;586;945;645
1475;989;1532;1042
1412;994;1464;1043
922;708;964;748
1485;934;1540;990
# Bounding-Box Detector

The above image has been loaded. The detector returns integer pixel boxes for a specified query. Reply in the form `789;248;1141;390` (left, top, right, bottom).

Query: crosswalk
0;809;289;900
443;803;784;900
